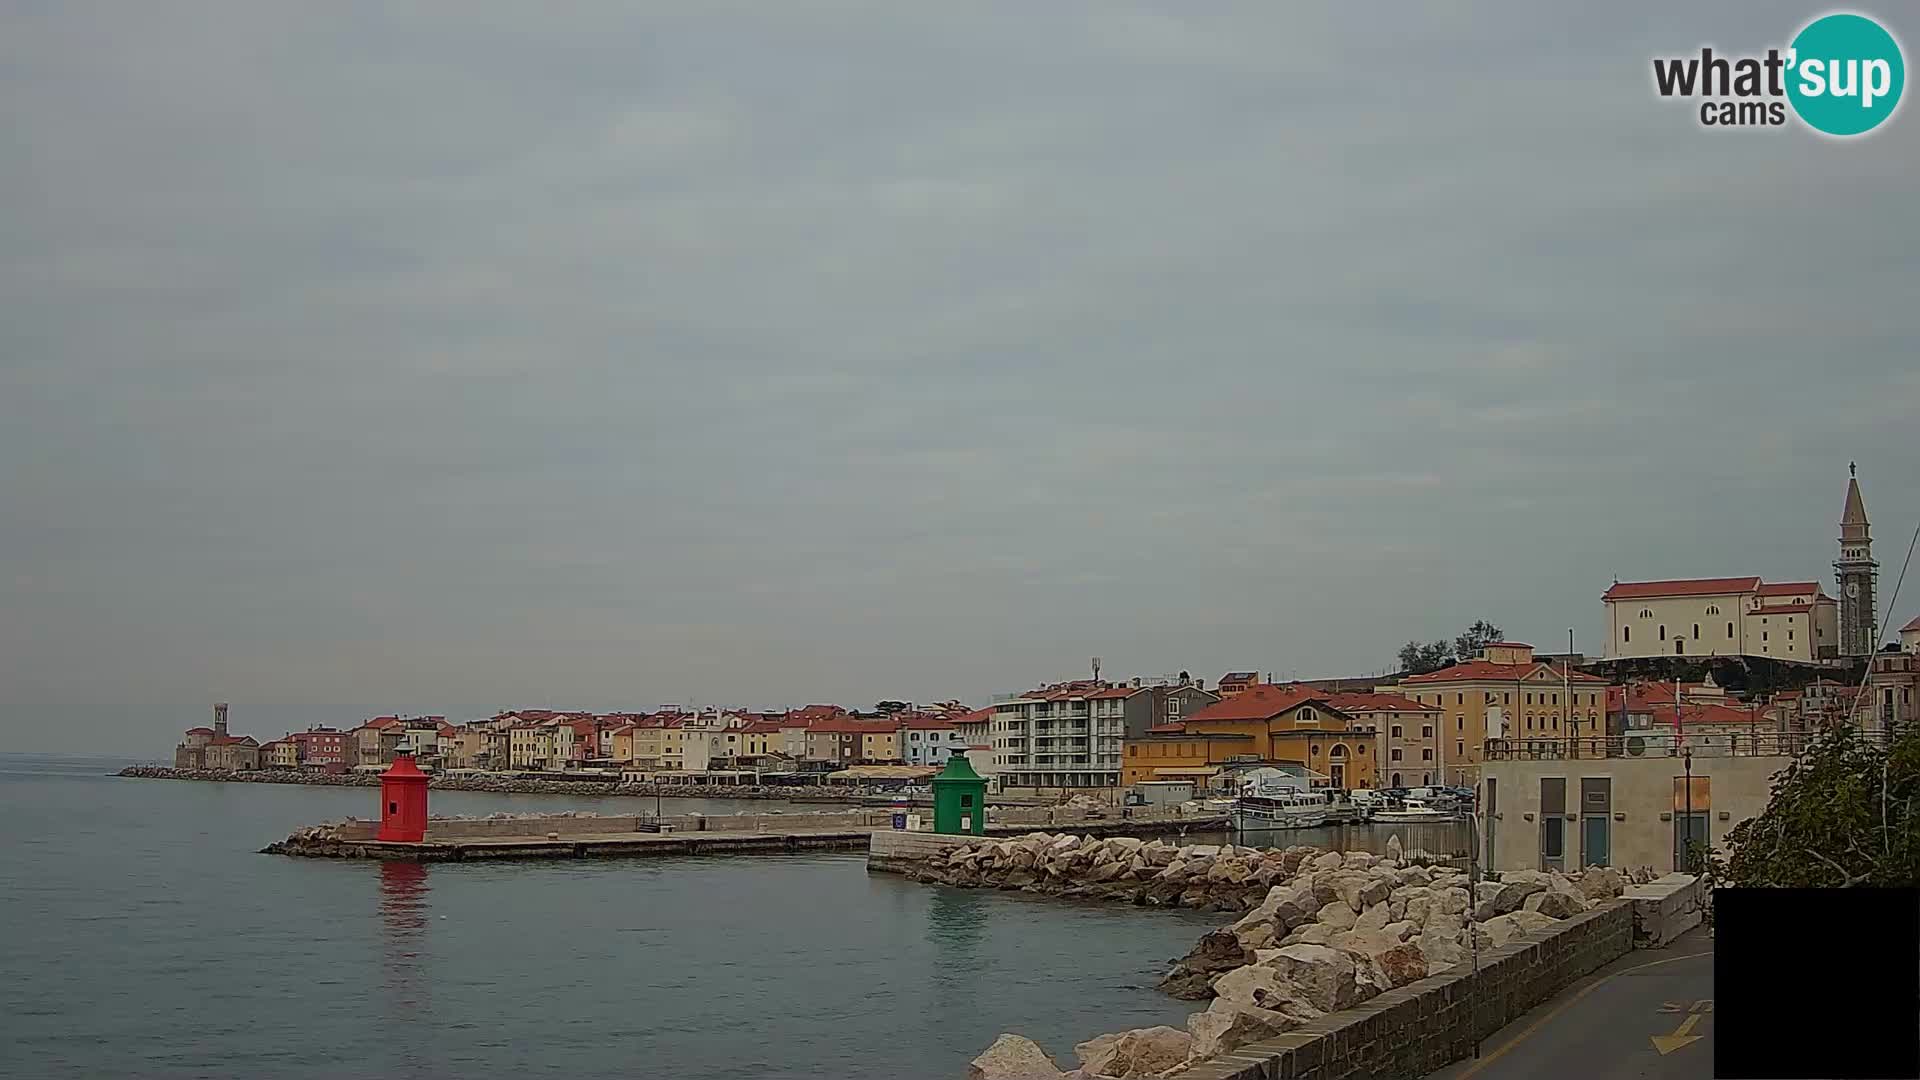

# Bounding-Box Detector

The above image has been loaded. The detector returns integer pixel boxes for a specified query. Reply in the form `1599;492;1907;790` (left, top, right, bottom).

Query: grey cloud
3;3;1918;751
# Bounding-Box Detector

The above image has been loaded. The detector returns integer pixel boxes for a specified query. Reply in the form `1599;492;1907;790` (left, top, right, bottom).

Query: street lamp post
1466;807;1482;1058
1682;746;1694;873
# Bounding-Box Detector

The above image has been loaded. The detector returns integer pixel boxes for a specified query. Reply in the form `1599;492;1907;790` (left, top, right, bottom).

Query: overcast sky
4;3;1917;750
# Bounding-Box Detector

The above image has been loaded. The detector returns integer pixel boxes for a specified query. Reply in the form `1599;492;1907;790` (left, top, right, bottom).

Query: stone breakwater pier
265;811;1230;862
867;831;1704;1080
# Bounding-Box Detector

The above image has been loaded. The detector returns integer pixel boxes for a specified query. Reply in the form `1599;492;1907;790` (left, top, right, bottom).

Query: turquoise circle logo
1787;13;1905;135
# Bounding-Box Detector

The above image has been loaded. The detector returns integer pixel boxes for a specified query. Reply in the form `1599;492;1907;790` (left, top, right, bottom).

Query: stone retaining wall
1180;900;1636;1080
1624;873;1706;947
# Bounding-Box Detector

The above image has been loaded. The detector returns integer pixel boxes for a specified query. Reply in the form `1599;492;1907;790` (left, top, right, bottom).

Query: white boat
1230;790;1329;830
1370;797;1458;823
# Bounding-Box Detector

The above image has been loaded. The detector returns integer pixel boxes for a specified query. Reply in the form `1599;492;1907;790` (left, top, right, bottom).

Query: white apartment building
990;683;1131;789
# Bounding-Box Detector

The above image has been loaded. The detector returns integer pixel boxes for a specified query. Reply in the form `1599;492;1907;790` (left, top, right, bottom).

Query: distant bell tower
214;702;230;737
1835;464;1878;656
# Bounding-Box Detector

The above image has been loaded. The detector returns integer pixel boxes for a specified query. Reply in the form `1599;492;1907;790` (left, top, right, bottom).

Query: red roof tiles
1401;660;1607;685
1603;577;1762;600
1181;684;1327;723
1756;581;1821;597
1321;691;1438;714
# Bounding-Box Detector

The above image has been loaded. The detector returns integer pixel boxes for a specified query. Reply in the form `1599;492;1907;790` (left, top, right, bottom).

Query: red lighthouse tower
375;754;430;843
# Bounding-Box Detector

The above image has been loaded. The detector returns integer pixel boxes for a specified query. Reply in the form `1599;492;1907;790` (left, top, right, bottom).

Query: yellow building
1124;685;1378;791
509;725;547;769
1389;642;1612;780
609;726;635;765
264;739;299;768
860;725;901;763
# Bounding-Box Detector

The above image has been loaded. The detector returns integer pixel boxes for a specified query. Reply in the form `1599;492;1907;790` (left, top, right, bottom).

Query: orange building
1123;685;1378;791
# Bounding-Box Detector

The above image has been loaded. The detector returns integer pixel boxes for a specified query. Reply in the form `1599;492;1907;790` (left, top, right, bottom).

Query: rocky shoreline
115;765;870;803
944;833;1652;1079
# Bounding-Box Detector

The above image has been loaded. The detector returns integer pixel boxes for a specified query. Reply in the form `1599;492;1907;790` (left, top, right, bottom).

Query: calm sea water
0;754;1220;1080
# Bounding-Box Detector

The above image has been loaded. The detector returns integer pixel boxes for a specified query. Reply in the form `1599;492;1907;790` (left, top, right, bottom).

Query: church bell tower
1835;464;1878;656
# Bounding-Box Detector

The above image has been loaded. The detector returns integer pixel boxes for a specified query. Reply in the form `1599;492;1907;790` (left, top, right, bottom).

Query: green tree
1398;640;1455;675
1453;619;1505;662
1715;724;1920;887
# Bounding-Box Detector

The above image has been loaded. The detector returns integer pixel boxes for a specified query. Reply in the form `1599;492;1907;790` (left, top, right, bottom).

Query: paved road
1428;927;1715;1080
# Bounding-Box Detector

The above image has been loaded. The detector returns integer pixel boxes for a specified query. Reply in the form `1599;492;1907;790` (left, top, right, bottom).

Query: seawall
265;813;1230;863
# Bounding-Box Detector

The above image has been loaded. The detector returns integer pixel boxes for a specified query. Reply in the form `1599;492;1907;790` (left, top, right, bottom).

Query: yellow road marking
1652;1013;1705;1055
1448;949;1713;1080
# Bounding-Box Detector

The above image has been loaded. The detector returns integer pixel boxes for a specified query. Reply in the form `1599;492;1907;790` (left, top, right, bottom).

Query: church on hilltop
1602;468;1877;664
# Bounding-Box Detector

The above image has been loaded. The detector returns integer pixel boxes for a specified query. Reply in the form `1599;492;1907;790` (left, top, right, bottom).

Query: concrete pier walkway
1425;927;1714;1080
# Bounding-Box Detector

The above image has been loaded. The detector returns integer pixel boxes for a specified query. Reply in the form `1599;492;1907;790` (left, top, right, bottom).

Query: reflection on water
378;861;433;1038
925;886;986;1014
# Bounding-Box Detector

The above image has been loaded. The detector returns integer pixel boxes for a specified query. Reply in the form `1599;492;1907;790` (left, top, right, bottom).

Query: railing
1484;728;1893;760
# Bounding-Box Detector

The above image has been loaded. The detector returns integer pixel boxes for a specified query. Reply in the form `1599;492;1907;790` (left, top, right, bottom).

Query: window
1503;693;1511;704
1456;740;1465;757
1693;623;1700;638
1421;725;1434;738
1762;631;1769;642
1624;626;1631;642
1526;717;1534;730
1391;749;1402;761
1357;744;1367;755
1391;724;1403;738
1659;625;1667;641
1727;622;1735;638
1706;604;1720;615
1422;749;1434;760
1298;707;1316;724
1457;717;1464;731
1640;608;1653;618
1788;629;1794;640
1127;745;1136;757
1526;693;1534;705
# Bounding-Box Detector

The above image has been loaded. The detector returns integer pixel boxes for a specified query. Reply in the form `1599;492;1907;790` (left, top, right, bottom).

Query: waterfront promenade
1425;927;1713;1080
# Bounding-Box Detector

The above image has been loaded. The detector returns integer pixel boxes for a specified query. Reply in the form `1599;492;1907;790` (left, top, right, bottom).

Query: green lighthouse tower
930;749;987;835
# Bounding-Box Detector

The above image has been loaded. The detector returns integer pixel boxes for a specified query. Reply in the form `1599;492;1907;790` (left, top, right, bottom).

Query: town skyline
5;3;1917;728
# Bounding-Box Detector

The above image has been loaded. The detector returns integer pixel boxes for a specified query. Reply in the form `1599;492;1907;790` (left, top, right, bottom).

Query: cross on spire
1850;460;1856;477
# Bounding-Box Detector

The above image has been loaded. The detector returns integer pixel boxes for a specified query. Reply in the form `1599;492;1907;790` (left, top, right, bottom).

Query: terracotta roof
1219;671;1259;682
806;717;889;735
1182;684;1327;722
740;720;786;734
1903;615;1920;633
1321;691;1438;713
1603;577;1761;600
1401;660;1607;685
184;727;214;736
1087;686;1144;700
1754;602;1812;615
1756;581;1821;597
1659;702;1763;727
952;707;993;725
1486;641;1533;649
207;734;257;747
899;714;958;730
1143;724;1252;737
